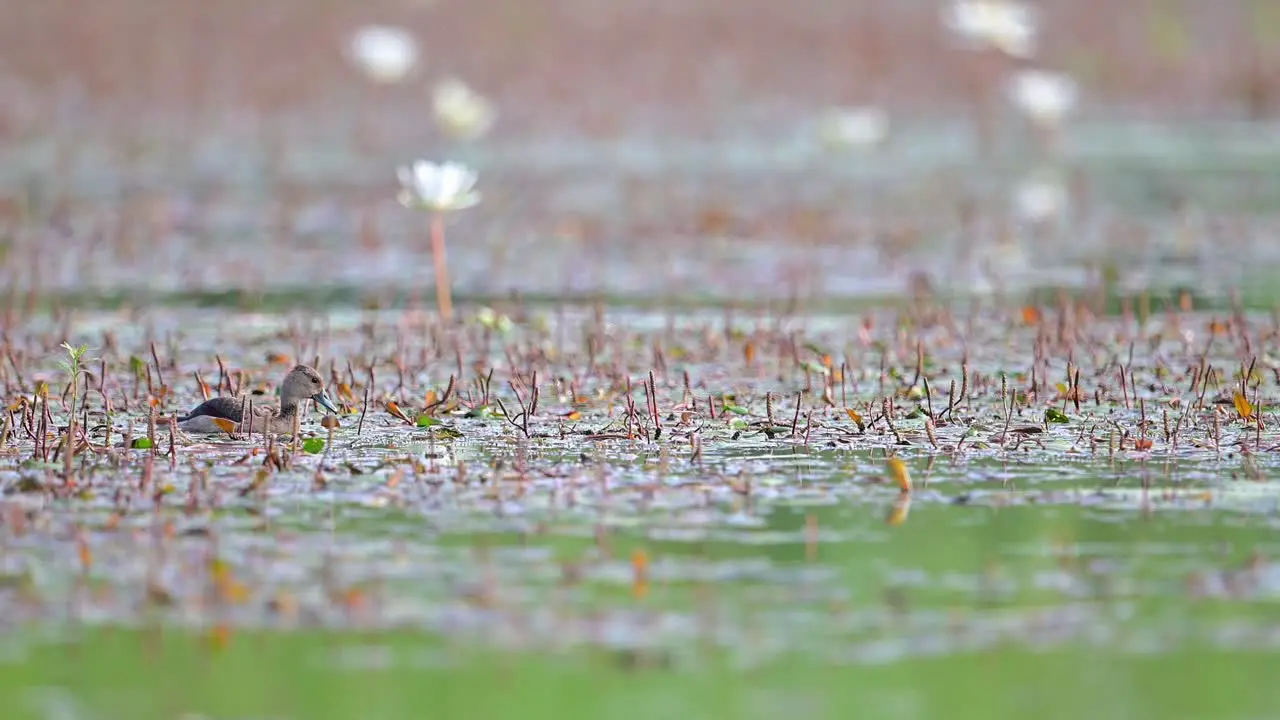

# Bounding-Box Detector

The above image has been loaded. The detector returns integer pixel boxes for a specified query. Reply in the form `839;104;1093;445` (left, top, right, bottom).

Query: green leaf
131;438;154;449
129;356;146;379
1045;408;1070;424
416;415;442;427
302;438;326;454
723;404;749;416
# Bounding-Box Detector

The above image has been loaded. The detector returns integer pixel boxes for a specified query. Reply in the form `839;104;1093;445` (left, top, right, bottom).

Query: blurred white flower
347;25;419;84
817;106;889;150
1007;69;1078;125
397;160;481;212
943;0;1038;58
1013;171;1068;223
432;78;496;140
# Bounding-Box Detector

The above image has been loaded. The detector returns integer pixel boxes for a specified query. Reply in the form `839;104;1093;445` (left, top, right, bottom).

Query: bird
175;365;340;434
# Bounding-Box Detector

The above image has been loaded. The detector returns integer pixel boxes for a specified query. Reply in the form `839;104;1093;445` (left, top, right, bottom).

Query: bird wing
178;396;245;422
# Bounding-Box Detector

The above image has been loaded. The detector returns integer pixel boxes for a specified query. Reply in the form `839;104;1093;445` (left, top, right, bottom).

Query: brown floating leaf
845;408;865;431
386;401;412;424
212;417;238;434
1021;306;1042;325
265;352;292;365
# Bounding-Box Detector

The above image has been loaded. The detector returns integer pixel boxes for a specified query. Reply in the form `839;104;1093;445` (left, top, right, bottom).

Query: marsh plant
815;106;889;152
397;160;483;323
346;25;420;84
432;78;497;141
1006;68;1080;158
56;341;95;480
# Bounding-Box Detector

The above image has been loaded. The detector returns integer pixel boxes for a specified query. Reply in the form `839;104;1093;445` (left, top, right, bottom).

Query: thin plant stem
431;212;453;323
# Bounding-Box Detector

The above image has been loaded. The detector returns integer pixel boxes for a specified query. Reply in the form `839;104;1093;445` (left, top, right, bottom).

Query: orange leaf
887;457;912;493
631;548;649;600
386;401;412;423
337;383;355;402
208;623;232;651
845;408;864;431
1021;306;1042;325
743;341;756;365
696;205;734;235
212;417;238;434
265;352;291;365
1134;438;1154;451
563;410;582;421
424;390;438;407
1234;392;1254;420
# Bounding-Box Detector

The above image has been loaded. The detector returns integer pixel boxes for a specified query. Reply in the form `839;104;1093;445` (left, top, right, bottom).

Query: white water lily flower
432;78;496;140
817;106;889;150
347;25;419;84
943;0;1038;58
1013;171;1068;223
1007;69;1078;125
397;160;481;212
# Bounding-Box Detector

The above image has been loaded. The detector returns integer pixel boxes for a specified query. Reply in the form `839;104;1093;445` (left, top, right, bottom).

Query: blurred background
1;0;1279;307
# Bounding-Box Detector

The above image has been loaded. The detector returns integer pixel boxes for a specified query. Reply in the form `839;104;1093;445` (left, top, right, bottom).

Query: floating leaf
428;426;465;440
1134;438;1154;451
302;438;326;454
386;400;412;423
131;438;154;449
129;356;146;379
1234;392;1254;420
887;457;912;493
1045;407;1070;424
416;415;441;427
723;404;749;416
1021;306;1041;325
743;341;756;365
212;418;238;434
844;408;865;431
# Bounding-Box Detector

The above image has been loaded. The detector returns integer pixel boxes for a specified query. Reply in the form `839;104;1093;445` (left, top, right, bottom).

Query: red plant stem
431;212;453;323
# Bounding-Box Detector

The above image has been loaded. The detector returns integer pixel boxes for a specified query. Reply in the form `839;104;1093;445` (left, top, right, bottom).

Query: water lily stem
430;212;453;323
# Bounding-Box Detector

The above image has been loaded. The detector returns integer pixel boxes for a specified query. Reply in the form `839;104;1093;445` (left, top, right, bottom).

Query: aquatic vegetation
346;25;420;84
432;77;497;141
396;160;482;323
942;0;1039;58
816;106;889;151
